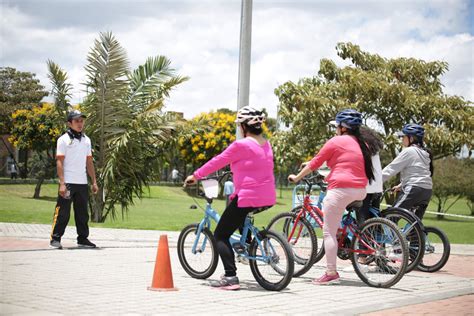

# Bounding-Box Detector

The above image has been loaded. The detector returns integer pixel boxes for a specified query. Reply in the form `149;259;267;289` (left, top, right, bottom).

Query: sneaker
387;253;404;263
209;275;240;290
49;240;63;249
358;256;368;264
77;239;96;248
312;272;340;285
236;255;250;265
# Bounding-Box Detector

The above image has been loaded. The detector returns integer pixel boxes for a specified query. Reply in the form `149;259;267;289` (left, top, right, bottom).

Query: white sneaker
236;256;250;265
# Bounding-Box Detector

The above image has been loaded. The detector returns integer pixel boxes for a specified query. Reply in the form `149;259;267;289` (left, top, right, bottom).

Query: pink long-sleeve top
193;138;276;208
308;135;368;190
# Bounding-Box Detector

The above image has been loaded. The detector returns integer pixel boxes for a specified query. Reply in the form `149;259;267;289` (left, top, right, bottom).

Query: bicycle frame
289;178;383;256
191;199;274;263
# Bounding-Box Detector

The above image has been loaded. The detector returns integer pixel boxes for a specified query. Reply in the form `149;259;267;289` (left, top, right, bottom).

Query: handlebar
199;171;232;182
302;174;325;185
294;173;327;193
184;171;232;187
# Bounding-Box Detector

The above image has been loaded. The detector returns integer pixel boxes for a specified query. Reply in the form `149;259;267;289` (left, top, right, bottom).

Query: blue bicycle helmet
397;123;425;139
333;109;362;129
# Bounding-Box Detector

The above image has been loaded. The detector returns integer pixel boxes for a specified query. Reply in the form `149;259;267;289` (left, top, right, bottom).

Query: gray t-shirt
382;146;432;189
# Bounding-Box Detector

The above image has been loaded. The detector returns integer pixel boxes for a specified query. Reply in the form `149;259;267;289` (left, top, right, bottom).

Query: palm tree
81;32;189;222
47;60;73;120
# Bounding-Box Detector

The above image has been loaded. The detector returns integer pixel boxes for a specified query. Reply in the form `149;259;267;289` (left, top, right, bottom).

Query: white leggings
323;188;367;272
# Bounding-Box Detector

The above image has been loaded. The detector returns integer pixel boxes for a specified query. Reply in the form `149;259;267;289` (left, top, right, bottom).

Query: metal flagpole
236;0;252;139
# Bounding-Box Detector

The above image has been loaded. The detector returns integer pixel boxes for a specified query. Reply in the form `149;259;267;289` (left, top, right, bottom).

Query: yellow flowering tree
9;102;63;198
178;110;273;169
179;111;237;166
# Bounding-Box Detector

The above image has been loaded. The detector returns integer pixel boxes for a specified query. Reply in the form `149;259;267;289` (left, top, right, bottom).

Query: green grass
1;183;473;243
0;184;294;231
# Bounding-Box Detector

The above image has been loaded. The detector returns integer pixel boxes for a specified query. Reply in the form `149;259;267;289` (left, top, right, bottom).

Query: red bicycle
267;175;409;288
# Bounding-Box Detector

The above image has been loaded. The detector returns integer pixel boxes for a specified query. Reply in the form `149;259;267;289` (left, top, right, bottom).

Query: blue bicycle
177;173;294;291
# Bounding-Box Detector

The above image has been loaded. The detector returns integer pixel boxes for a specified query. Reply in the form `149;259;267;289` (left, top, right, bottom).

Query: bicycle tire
290;206;325;263
351;218;408;288
418;226;450;273
382;209;425;273
267;212;318;277
177;224;219;279
248;230;294;291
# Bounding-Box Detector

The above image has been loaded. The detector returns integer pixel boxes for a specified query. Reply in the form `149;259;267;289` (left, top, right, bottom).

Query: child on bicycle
288;109;374;285
184;106;275;290
382;124;433;220
357;126;384;226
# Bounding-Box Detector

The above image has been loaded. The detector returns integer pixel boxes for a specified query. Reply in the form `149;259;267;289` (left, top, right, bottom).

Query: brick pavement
363;294;474;316
1;222;473;315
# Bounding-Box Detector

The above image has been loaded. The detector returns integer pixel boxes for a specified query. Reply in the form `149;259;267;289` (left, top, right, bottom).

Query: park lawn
0;183;473;244
0;184;292;231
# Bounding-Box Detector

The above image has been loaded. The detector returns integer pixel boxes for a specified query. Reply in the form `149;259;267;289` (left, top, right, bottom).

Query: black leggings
214;197;255;277
356;193;382;227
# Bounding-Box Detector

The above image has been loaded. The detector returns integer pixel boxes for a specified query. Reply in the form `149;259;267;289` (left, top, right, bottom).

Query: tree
0;67;48;176
460;159;474;216
9;103;62;197
163;115;211;181
431;157;472;219
0;67;48;133
81;32;189;222
47;60;73;121
178;111;237;166
274;42;473;164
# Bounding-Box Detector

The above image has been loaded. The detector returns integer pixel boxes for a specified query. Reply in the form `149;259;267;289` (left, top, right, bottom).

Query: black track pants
50;184;89;242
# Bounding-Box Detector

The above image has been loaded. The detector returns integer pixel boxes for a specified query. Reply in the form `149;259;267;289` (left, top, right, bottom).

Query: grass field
0;183;473;243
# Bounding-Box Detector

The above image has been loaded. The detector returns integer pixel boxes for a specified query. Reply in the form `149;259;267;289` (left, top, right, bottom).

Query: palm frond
82;31;131;170
127;55;189;112
46;60;72;119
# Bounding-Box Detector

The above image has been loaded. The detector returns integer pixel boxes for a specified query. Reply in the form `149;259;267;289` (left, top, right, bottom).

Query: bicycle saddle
249;206;271;216
347;200;363;209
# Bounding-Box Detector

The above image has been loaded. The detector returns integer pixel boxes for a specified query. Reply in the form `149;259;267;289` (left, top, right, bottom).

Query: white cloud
1;0;472;120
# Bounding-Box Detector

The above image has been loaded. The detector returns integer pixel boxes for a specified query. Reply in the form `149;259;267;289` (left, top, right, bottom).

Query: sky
1;0;473;119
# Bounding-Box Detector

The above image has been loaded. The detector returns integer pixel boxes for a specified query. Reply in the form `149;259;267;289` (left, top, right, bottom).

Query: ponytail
416;143;434;177
348;127;375;182
427;148;434;177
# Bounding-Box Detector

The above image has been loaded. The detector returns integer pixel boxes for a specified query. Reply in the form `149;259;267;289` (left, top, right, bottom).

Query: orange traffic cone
147;235;178;291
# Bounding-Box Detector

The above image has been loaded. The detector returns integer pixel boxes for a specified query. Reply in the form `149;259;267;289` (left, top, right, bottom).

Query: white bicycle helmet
235;106;266;126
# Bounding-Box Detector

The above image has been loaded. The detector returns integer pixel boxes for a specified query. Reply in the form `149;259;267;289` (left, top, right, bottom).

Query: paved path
1;223;473;315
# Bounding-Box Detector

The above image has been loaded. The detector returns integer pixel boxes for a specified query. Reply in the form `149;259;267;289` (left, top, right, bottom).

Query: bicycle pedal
232;243;247;254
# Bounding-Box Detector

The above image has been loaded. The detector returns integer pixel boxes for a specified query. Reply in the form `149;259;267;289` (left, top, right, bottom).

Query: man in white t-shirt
50;110;99;249
171;168;180;184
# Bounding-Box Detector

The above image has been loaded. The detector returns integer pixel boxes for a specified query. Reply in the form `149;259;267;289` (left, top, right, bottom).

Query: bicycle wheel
351;218;408;288
177;224;219;279
418;226;450;273
248;230;294;291
290;206;325;263
383;209;425;273
267;212;318;277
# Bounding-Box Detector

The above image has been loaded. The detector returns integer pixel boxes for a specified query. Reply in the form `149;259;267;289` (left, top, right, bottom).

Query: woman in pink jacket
185;106;276;290
288;109;374;285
